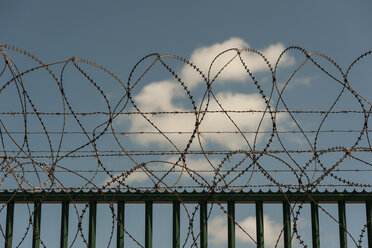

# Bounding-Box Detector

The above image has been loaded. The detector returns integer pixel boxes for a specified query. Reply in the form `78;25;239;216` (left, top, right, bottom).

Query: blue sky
1;1;372;248
2;1;372;71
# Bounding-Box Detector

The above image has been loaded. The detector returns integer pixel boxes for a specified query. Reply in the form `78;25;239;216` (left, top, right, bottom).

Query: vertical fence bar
228;201;235;248
89;201;97;248
60;201;69;248
338;201;347;248
367;201;372;248
256;201;264;248
311;202;320;248
5;201;14;248
283;201;291;248
32;201;42;248
200;201;208;248
117;201;125;248
145;201;153;248
173;201;180;248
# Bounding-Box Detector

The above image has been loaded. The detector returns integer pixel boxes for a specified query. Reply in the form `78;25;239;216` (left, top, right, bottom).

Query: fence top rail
0;190;371;203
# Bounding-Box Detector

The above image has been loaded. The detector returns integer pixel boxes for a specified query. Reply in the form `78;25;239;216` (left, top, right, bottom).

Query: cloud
180;37;294;89
208;215;228;244
180;37;250;88
127;80;196;148
198;91;272;149
128;86;273;149
133;80;184;112
209;214;283;247
123;37;294;150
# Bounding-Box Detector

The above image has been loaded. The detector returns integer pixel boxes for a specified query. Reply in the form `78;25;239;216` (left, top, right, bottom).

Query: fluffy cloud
133;80;184;112
180;37;294;89
124;37;295;150
129;86;272;149
209;214;283;247
198;91;272;149
128;80;196;148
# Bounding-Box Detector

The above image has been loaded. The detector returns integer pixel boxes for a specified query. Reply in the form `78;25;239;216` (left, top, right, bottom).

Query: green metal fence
1;191;372;248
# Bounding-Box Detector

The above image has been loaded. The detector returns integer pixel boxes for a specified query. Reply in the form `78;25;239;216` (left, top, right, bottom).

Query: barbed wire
0;44;371;247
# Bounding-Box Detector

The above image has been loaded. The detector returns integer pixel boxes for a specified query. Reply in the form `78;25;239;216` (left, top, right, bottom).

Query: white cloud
208;215;228;244
128;87;273;149
180;37;250;88
123;37;294;150
127;80;197;148
128;89;196;148
199;91;272;149
209;214;283;247
134;80;184;112
180;37;294;89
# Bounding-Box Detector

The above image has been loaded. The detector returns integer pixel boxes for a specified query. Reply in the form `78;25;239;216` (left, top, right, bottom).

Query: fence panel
1;191;372;247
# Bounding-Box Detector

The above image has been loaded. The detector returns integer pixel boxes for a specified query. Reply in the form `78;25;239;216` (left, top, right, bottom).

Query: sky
1;1;372;248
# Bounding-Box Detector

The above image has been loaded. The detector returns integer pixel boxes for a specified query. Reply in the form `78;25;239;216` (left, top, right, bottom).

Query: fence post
173;201;180;248
366;201;372;248
283;201;291;248
338;201;347;248
60;202;69;248
5;201;14;248
89;201;97;248
32;201;42;248
256;201;264;248
145;201;153;248
228;201;235;248
311;202;320;248
200;201;208;248
117;201;125;248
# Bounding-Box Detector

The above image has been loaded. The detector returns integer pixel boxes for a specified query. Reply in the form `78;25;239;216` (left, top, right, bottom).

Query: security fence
1;191;372;248
0;44;371;247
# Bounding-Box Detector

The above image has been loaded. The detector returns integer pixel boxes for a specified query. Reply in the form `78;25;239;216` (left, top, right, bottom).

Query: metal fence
1;191;372;248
